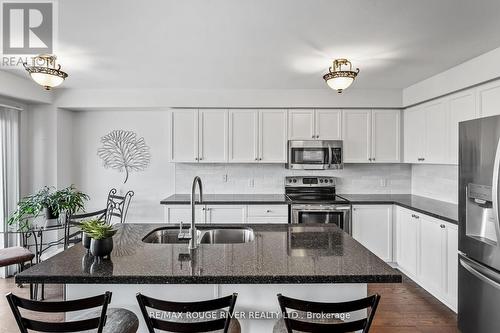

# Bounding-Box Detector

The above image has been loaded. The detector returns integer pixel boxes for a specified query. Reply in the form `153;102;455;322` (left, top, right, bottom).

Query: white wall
0;71;52;104
71;109;174;223
411;164;458;204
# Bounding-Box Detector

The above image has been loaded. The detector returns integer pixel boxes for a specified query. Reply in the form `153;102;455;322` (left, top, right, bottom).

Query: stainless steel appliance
287;140;343;170
458;116;500;332
285;176;351;234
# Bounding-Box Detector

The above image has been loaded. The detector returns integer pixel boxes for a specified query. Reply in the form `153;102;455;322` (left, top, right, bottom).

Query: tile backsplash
174;163;412;194
411;164;458;204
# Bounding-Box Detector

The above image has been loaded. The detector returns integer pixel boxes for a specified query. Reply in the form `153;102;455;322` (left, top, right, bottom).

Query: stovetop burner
285;176;349;204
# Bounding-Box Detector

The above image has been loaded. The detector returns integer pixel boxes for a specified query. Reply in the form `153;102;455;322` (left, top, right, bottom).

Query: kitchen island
17;223;401;332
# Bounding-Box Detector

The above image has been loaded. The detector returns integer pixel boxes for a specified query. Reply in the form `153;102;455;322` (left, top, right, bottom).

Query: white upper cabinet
404;106;426;163
371;109;401;163
259;109;287;163
343;109;400;163
288;109;341;140
342;110;371;163
228;110;259;163
288;109;315;139
424;100;449;164
449;89;477;164
315;109;342;140
171;109;198;162
478;80;500;118
198;109;228;163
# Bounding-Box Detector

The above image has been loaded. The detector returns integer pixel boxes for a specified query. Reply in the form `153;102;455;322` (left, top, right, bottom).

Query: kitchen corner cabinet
288;109;341;140
229;109;287;163
170;109;228;163
343;109;400;163
352;205;393;262
404;100;449;164
395;206;458;311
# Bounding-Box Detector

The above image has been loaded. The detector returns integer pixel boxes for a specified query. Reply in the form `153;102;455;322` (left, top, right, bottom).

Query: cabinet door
478;80;500;118
171;109;198;162
371;109;400;163
164;205;204;223
205;205;247;223
404;106;425;163
288;109;315;140
424;101;449;164
198;109;228;163
419;215;445;295
259;109;287;163
342;109;371;163
352;205;393;262
397;208;418;277
445;223;458;309
228;110;259;162
315;109;342;140
449;90;477;164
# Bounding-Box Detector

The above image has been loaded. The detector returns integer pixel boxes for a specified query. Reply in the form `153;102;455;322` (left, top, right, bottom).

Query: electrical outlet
380;179;387;187
248;179;255;187
222;174;228;182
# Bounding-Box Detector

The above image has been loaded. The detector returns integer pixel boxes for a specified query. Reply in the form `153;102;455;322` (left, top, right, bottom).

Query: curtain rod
0;104;23;111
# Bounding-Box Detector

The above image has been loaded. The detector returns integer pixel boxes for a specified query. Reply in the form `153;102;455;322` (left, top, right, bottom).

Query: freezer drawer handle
460;258;500;290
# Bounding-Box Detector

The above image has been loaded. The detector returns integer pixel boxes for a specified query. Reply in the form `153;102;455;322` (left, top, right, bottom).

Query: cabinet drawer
247;205;288;217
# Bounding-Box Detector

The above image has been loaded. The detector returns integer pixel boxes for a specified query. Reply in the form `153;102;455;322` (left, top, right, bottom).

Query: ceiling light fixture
23;54;68;90
323;58;359;93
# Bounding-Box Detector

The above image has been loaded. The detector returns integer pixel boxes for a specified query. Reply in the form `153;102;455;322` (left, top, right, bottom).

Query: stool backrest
277;293;380;333
106;188;134;224
136;293;237;333
6;291;111;333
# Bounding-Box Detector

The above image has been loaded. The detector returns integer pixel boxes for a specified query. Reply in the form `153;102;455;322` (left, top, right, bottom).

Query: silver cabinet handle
255;157;258;161
440;224;445;228
195;157;199;161
316;135;320;139
368;158;372;161
372;157;375;161
266;209;271;213
199;157;203;160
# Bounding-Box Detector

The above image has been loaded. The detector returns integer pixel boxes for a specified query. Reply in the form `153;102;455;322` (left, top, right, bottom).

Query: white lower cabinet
395;206;458;311
204;205;247;223
165;204;289;224
352;205;393;262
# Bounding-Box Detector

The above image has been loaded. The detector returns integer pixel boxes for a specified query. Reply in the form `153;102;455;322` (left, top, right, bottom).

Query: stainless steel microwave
287;140;343;170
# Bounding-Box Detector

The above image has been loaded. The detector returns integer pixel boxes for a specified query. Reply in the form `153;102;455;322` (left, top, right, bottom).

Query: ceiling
6;0;500;90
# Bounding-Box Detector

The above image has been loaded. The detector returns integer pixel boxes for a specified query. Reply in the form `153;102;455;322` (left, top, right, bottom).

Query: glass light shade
30;72;65;88
326;76;354;91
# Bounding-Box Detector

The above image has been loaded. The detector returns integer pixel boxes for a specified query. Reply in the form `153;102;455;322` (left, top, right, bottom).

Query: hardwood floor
369;274;459;333
0;273;458;332
0;278;63;332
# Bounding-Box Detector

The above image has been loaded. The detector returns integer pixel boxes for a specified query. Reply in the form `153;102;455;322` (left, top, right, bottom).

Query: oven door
291;204;351;234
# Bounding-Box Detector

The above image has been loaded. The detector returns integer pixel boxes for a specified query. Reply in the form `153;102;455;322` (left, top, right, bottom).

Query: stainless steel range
285;176;351;234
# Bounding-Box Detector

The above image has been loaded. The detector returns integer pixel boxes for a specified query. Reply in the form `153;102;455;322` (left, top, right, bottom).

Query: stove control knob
329;179;334;183
293;179;297;183
288;179;293;183
319;179;323;183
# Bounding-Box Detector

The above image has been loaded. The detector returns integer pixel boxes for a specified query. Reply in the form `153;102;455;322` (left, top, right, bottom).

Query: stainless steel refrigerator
459;115;500;332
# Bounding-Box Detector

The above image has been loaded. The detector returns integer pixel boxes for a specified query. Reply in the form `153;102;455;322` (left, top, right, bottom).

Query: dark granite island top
160;194;289;205
16;223;401;285
339;194;458;224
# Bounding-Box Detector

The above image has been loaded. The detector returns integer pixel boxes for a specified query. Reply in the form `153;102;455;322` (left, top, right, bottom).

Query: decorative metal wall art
97;130;151;183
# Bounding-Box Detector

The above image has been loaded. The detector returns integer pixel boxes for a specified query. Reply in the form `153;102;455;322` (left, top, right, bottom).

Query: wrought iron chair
106;188;134;224
277;293;381;333
65;208;109;249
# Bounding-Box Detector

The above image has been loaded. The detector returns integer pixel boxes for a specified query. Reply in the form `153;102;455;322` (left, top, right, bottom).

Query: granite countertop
160;194;289;205
16;223;401;285
339;194;458;224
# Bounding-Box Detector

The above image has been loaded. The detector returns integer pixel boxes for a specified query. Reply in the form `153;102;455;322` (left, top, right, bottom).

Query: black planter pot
90;237;114;259
82;233;91;250
44;206;59;220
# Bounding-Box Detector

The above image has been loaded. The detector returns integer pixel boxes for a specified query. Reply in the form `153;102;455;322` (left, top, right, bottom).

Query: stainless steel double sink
142;226;255;245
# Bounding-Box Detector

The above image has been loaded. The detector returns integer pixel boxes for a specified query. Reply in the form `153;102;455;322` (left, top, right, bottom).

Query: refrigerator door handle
492;138;500;243
460;257;500;290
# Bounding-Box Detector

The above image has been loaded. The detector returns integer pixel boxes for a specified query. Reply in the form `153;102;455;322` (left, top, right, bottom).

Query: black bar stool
277;293;380;333
136;293;239;333
6;291;139;333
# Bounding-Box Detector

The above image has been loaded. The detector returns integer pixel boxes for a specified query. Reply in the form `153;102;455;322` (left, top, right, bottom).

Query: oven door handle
333;206;351;210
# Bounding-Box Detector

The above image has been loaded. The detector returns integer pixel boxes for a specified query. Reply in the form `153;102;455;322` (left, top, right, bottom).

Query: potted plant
8;185;89;230
78;219;102;250
87;221;117;259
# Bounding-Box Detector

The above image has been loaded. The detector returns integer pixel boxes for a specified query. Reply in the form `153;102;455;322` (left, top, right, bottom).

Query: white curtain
0;107;20;256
